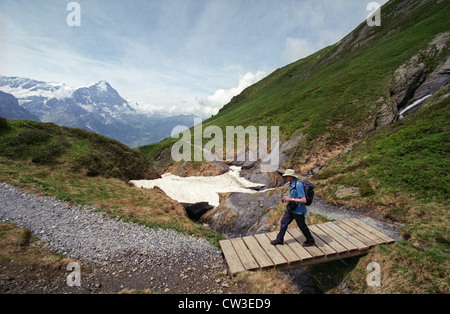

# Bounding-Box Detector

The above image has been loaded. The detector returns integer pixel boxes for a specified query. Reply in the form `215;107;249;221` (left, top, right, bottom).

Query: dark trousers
276;208;314;243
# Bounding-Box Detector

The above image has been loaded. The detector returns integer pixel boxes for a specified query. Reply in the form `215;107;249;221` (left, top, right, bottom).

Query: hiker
270;169;315;247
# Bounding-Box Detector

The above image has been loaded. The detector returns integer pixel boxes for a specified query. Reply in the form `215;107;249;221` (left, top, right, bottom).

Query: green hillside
0;119;159;181
0;118;224;245
207;0;449;154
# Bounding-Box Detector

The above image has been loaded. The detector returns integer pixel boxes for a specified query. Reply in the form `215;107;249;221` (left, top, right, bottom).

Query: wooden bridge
220;218;395;276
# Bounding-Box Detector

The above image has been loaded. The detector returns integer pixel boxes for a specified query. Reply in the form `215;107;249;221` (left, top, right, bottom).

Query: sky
0;0;388;118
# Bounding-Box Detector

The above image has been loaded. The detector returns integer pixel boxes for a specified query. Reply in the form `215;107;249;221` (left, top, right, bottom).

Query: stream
131;167;401;294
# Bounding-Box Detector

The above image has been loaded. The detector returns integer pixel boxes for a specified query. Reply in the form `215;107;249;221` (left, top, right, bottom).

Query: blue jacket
289;179;307;215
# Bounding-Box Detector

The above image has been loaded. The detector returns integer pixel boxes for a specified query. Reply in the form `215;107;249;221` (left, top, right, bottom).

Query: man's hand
283;196;307;204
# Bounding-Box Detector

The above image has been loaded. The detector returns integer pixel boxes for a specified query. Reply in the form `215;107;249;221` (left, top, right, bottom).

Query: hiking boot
270;239;284;246
302;240;315;247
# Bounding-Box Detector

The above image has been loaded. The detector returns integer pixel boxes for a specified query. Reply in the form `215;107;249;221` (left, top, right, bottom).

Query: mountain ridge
0;76;198;148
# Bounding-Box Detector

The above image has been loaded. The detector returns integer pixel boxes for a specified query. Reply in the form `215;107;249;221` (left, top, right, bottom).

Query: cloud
0;0;391;119
195;71;267;117
283;38;318;63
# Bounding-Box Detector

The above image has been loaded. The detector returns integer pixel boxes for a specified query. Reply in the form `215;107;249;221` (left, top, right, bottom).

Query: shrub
31;144;65;165
0;117;9;131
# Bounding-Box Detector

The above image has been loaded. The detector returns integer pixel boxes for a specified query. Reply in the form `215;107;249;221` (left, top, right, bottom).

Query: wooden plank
220;240;245;276
326;222;370;251
316;223;358;252
221;219;396;277
309;225;339;256
242;236;273;269
254;233;288;266
310;224;348;254
337;220;379;247
349;218;395;244
284;232;313;261
230;237;259;271
299;249;369;267
265;232;303;264
342;219;384;245
288;228;325;258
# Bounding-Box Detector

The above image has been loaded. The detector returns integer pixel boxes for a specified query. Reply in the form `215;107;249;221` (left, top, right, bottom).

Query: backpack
301;180;315;206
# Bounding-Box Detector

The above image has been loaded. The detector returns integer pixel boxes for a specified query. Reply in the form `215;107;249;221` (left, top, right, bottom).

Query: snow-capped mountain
0;76;197;147
0;91;41;122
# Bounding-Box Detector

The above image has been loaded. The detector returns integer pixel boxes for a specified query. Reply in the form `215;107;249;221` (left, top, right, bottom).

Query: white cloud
195;71;267;117
283;38;318;63
0;0;391;119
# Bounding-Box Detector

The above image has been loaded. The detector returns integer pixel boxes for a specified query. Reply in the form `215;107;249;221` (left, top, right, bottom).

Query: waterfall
399;94;432;119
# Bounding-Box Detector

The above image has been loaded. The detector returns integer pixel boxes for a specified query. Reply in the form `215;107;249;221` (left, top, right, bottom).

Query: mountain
0;76;198;147
0;91;41;121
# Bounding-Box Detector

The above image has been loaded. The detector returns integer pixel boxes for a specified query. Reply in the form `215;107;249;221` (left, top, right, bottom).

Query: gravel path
0;181;401;294
0;182;234;294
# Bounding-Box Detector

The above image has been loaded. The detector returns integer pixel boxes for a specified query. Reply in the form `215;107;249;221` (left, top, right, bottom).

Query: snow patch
96;80;108;92
130;166;265;207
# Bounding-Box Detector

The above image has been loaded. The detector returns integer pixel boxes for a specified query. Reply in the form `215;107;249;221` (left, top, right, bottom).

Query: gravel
0;182;232;294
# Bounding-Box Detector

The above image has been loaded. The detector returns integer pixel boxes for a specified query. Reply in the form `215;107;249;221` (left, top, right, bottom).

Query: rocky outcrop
411;56;450;102
375;97;398;127
335;186;361;199
392;54;428;110
239;166;284;190
166;161;229;177
200;188;287;237
391;32;449;117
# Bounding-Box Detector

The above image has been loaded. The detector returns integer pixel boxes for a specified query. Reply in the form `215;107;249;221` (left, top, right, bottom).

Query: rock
393;32;450;117
375;98;397;127
181;202;214;221
335;186;361;199
392;54;427;110
200;188;286;236
412;55;450;101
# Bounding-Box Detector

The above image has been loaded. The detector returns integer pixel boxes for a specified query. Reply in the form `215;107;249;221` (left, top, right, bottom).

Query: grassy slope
311;90;449;294
207;0;449;142
315;87;449;209
0;119;225;246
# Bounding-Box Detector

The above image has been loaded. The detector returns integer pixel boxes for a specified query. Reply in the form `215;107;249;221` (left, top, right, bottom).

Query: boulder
200;188;287;237
335;186;361;199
